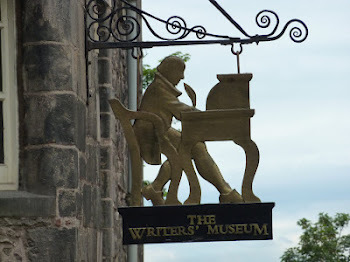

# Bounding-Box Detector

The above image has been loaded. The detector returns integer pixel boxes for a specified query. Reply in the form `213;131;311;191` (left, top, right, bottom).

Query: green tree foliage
142;51;191;89
281;213;350;262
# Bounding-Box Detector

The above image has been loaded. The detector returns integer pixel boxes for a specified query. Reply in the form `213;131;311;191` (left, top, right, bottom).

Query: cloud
145;246;177;262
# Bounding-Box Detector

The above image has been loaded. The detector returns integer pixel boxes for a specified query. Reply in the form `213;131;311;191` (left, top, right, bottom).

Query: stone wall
0;0;141;261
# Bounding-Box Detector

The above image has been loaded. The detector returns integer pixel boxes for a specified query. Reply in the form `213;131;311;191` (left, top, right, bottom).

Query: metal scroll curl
86;0;141;42
252;10;308;43
142;14;209;41
86;0;212;43
255;10;280;37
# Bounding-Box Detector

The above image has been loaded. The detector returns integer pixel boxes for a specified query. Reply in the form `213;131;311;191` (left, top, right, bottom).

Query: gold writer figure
134;56;243;205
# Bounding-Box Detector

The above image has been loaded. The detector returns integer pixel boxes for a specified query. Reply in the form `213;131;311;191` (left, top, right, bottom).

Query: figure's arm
168;99;199;120
160;84;199;121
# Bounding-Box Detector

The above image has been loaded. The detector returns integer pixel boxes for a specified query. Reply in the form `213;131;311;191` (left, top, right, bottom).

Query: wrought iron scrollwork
85;0;308;50
253;10;308;43
86;0;141;43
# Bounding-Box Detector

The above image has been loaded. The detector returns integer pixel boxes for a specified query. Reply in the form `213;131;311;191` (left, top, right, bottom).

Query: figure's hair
157;56;185;76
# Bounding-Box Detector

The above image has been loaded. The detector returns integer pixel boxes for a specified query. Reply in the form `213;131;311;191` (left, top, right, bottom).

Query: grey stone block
23;44;73;92
102;228;114;257
101;199;113;228
86;144;99;184
23;147;79;195
22;1;76;43
77;228;99;262
83;184;92;227
100;113;112;139
76;100;87;152
76;192;83;220
58;189;77;217
92;187;102;229
100;146;112;170
27;228;77;262
23;94;86;151
100;171;114;199
79;154;87;180
0;191;55;217
86;93;99;140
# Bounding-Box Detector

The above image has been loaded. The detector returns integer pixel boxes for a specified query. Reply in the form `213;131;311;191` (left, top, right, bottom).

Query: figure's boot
219;189;244;204
142;184;165;206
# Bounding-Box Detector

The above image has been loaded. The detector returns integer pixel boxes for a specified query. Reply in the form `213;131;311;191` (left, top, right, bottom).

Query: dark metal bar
88;39;238;50
209;0;251;38
87;35;283;51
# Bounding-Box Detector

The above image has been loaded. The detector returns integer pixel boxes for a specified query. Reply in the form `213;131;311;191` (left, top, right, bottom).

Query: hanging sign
119;203;274;244
87;0;309;247
110;57;275;245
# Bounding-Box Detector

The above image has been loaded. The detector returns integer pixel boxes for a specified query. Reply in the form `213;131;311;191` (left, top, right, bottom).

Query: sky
138;0;350;261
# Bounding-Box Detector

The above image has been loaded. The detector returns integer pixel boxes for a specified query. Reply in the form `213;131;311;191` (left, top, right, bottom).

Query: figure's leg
142;161;171;206
159;128;185;205
167;129;201;205
179;143;201;205
152;160;171;191
161;141;183;205
143;127;183;206
192;142;244;203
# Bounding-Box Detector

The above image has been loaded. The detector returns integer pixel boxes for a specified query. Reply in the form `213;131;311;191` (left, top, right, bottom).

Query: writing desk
181;109;260;203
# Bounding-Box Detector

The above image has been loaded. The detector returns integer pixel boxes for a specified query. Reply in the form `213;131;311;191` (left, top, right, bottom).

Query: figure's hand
184;83;196;107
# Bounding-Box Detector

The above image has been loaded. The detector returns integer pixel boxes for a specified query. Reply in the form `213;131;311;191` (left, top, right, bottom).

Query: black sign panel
118;202;275;244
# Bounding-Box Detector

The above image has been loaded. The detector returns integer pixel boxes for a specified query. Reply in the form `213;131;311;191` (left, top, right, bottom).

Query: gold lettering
146;227;158;237
235;224;244;234
163;227;171;236
228;224;235;234
145;226;194;237
187;215;216;225
155;227;167;236
129;228;146;240
196;215;206;225
178;226;187;236
253;224;269;236
187;215;196;225
218;225;228;234
244;224;253;234
170;227;178;236
207;225;219;235
208;215;216;225
187;226;195;235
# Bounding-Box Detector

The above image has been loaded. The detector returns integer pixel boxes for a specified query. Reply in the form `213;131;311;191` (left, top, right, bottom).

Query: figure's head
157;56;185;86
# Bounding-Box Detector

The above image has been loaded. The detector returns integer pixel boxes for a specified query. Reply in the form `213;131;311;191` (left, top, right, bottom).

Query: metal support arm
85;0;308;51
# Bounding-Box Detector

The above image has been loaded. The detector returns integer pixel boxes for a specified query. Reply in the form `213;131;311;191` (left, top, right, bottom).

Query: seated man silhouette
133;56;243;205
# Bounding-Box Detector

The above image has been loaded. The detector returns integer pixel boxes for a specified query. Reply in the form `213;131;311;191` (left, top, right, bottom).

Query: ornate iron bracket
85;0;308;51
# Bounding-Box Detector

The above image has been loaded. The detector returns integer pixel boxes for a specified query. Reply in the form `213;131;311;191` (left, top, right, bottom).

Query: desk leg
234;138;261;203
